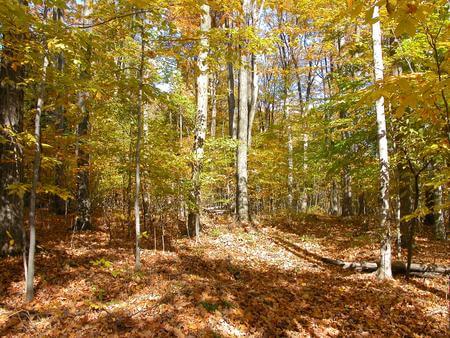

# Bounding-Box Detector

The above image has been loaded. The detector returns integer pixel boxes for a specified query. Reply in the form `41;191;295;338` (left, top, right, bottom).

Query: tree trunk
358;191;366;216
51;6;67;215
406;173;420;277
398;162;413;248
236;0;251;222
210;73;218;137
341;167;353;216
432;185;446;240
0;7;25;256
424;187;435;226
74;2;92;231
74;97;92;231
372;4;392;279
225;18;237;139
26;39;48;302
134;19;145;271
287;108;294;210
330;180;339;215
188;4;211;237
126;125;134;238
424;163;446;240
247;53;258;147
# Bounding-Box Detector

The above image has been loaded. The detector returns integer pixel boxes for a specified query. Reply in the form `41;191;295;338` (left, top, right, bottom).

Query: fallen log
270;235;449;276
321;257;450;275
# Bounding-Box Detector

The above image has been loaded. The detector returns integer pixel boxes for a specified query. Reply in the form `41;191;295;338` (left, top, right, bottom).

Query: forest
0;0;449;336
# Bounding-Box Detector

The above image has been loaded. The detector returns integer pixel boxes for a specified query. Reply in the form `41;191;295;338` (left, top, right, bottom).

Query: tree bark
341;167;353;216
372;4;392;279
225;18;237;139
330;180;339;215
210;73;218;137
247;53;258;147
432;185;446;240
398;162;413;248
324;258;449;275
134;18;145;271
51;6;67;215
0;3;25;256
74;2;92;231
26;36;48;303
236;0;251;222
287;107;294;210
188;3;211;237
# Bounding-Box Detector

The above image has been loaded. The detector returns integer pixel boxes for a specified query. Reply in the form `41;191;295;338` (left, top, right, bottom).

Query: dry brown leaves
0;212;448;337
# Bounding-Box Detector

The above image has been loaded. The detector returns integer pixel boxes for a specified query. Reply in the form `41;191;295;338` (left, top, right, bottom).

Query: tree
134;14;145;271
188;3;211;237
74;2;93;231
0;0;27;256
372;3;392;279
26;7;49;301
236;0;252;222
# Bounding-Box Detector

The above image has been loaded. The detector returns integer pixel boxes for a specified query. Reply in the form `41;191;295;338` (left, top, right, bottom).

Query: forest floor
0;212;449;337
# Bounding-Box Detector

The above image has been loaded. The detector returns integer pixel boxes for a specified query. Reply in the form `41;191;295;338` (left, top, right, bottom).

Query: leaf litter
0;212;448;337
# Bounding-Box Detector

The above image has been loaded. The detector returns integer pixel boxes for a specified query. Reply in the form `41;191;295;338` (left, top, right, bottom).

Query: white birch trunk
286;106;294;209
26;45;48;302
372;4;392;279
134;20;145;271
188;4;211;237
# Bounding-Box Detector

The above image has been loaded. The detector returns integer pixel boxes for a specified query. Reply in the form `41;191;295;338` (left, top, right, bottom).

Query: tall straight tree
26;7;49;301
74;0;92;231
51;6;68;215
225;16;237;139
134;15;145;271
210;73;218;137
0;0;26;255
188;3;211;237
247;0;263;148
236;0;252;222
372;4;392;279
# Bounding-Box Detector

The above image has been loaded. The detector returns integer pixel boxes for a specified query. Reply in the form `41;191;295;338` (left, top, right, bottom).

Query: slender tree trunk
210;73;218;137
134;19;145;271
236;0;251;222
0;2;25;256
179;113;183;144
341;167;353;216
26;39;48;302
281;74;294;210
0;102;24;255
74;1;92;231
188;4;211;237
287;107;294;210
330;180;339;215
247;53;258;147
398;162;412;247
358;191;366;216
126;125;134;238
432;186;446;240
372;4;392;279
301;129;309;211
51;6;67;215
74;98;91;230
395;190;402;259
406;172;420;277
226;18;237;139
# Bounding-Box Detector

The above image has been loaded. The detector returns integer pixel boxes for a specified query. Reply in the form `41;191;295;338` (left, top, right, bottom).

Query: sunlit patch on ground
0;213;448;336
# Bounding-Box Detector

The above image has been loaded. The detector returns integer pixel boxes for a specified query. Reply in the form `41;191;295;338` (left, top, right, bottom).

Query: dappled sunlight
1;214;447;336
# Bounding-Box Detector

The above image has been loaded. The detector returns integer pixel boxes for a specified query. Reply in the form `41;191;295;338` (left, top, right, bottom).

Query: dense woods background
0;0;449;336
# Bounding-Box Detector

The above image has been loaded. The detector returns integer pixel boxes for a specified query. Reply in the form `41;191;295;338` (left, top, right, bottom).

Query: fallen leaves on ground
0;212;448;337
